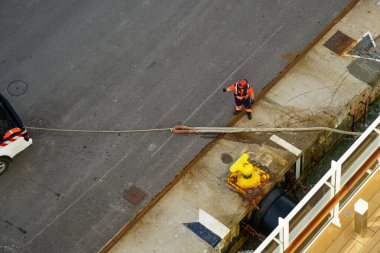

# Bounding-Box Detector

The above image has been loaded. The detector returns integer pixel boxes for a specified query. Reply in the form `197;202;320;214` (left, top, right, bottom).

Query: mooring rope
26;126;172;133
26;125;362;136
173;126;362;136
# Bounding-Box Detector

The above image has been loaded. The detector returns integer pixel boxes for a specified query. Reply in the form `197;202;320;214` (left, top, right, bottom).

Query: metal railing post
278;217;290;251
331;160;341;228
284;219;290;249
278;218;284;252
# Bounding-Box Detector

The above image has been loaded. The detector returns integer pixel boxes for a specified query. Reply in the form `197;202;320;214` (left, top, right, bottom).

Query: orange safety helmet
238;79;248;87
3;127;22;139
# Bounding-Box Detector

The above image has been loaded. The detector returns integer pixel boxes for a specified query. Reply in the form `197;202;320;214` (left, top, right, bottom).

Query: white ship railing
254;115;380;253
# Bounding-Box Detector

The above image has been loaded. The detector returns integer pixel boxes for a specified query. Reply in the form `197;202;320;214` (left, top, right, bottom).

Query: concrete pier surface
0;1;356;252
108;0;380;252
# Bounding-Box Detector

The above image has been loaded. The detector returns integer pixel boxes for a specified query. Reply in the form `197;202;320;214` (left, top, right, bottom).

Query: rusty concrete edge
99;0;361;252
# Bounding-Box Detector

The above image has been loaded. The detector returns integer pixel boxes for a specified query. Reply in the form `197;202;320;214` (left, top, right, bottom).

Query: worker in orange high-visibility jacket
223;79;255;120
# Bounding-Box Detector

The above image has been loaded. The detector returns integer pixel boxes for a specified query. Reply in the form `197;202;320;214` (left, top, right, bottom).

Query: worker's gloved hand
251;99;255;105
222;88;227;92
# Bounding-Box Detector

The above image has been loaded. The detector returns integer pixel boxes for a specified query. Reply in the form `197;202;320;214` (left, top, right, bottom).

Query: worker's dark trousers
234;97;252;112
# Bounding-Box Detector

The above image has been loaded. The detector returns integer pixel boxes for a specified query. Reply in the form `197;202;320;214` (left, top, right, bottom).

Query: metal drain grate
324;31;356;55
123;186;146;206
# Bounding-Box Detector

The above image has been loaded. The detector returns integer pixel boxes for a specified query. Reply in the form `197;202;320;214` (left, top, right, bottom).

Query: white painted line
199;209;230;239
270;134;301;156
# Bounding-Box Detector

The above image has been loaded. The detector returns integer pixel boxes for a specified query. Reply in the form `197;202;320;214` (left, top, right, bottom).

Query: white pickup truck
0;93;32;175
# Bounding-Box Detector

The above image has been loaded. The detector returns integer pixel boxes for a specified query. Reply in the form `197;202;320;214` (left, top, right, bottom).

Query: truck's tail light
22;132;30;141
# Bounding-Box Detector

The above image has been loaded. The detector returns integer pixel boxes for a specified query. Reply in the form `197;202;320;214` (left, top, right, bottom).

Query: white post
278;217;289;251
278;218;285;252
295;157;302;179
283;219;289;249
331;160;341;228
354;199;368;236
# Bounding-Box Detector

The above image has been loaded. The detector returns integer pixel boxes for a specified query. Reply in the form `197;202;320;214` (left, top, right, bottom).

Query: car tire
0;157;11;175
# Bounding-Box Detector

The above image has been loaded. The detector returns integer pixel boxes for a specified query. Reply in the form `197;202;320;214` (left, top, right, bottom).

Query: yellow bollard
227;153;271;197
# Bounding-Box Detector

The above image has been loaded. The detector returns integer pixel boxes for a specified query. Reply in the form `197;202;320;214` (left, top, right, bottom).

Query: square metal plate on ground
123;186;146;205
324;31;356;55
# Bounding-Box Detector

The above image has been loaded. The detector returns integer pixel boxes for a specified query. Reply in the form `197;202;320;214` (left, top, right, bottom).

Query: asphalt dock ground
107;0;380;252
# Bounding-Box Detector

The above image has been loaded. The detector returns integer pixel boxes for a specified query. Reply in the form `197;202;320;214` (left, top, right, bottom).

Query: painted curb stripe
184;222;221;247
199;209;230;239
270;134;301;156
183;209;230;247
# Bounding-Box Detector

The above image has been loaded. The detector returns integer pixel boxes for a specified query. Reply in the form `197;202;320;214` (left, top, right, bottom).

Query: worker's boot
247;112;252;120
233;110;241;115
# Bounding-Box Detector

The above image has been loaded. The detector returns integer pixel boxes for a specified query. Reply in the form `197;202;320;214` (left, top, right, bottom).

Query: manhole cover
123;186;146;206
7;80;28;96
26;119;49;138
221;153;233;164
324;31;356;55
